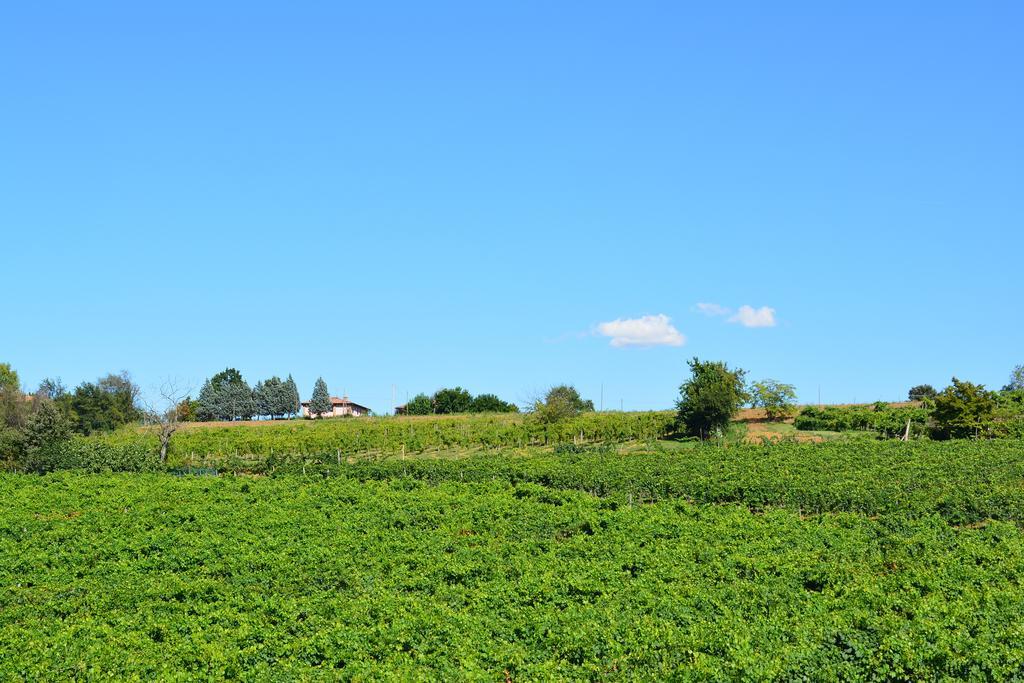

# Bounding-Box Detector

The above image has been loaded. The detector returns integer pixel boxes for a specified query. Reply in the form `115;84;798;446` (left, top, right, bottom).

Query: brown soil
742;421;824;444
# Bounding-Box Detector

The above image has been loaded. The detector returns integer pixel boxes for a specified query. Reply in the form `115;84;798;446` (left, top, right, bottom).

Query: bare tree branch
143;378;193;465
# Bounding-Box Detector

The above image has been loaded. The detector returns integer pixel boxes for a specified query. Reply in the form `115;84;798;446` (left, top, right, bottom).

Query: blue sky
3;2;1022;412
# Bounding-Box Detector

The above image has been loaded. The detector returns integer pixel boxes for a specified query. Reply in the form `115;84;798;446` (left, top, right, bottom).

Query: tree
37;378;67;401
21;399;72;473
432;387;473;414
676;358;748;439
932;378;996;439
144;379;192;465
403;393;434;415
251;376;291;419
1004;365;1024;392
196;380;218;421
67;372;142;434
0;365;28;460
532;385;594;424
227;381;255;420
175;397;199;422
251;377;286;419
197;368;253;421
210;368;244;387
908;384;938;402
470;393;519;413
749;379;798;421
309;377;332;418
0;363;19;392
284;375;301;417
252;381;268;418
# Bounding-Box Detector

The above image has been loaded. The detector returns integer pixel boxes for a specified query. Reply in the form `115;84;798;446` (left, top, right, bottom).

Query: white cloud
696;302;731;317
596;314;686;348
728;305;777;328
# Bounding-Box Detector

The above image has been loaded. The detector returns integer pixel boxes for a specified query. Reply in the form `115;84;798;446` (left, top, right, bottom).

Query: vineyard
88;411;677;464
2;439;1024;679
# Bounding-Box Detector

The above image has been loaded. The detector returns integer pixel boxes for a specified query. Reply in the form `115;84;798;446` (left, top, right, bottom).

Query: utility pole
620;398;623;412
600;383;604;412
391;384;396;415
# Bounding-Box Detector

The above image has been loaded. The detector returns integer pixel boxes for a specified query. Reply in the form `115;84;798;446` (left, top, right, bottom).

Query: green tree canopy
470;393;518;413
749;379;798;421
253;376;293;419
21;399;72;473
197;368;254;421
67;372;141;435
402;394;434;415
309;377;332;418
932;378;997;439
284;375;301;417
0;363;19;393
908;384;938;402
432;387;473;415
532;385;594;424
210;368;244;388
676;358;748;439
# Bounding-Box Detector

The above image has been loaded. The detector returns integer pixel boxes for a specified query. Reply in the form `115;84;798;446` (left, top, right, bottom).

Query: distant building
301;395;371;418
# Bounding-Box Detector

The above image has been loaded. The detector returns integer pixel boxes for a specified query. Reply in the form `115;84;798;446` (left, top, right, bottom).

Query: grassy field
3;439;1024;679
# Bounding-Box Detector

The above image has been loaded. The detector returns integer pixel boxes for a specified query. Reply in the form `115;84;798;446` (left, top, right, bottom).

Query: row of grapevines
293;438;1024;524
92;411;677;460
1;472;1022;679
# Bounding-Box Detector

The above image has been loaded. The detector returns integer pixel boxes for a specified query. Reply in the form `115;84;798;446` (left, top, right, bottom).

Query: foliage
210;367;244;387
675;358;748;439
20;400;72;473
432;387;473;414
36;378;66;401
532;385;594;424
794;403;930;438
1005;365;1024;392
0;363;18;392
403;393;434;415
90;411;675;463
469;393;518;413
63;372;141;435
748;379;797;421
175;397;200;422
932;378;997;439
252;376;297;419
908;384;937;401
0;366;75;467
4;448;1024;678
402;390;518;415
308;377;332;418
337;438;1024;524
197;369;255;421
48;439;159;473
284;375;301;416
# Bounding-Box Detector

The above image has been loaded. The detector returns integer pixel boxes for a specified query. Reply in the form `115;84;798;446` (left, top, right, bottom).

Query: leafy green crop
2;473;1024;680
88;411;677;462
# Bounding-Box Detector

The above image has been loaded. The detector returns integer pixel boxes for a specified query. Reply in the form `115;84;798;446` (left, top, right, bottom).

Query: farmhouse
301;395;370;418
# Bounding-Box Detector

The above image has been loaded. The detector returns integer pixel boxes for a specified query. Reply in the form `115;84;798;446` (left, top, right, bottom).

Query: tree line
400;387;519;415
673;358;1024;441
192;369;303;422
0;365;145;470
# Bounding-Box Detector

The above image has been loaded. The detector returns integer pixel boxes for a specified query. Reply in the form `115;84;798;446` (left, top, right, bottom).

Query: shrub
23;438;159;474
